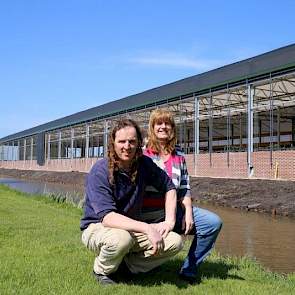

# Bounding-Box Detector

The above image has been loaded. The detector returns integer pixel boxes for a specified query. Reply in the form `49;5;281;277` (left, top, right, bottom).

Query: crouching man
80;119;183;285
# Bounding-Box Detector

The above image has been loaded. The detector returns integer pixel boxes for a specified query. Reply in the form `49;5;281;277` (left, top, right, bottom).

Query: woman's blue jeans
174;205;223;277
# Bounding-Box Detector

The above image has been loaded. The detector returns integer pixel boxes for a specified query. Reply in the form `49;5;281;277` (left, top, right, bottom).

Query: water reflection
0;178;84;204
1;177;294;274
200;203;295;274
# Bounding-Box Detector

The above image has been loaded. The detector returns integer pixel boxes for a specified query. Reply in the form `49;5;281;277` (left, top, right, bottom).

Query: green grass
0;184;294;295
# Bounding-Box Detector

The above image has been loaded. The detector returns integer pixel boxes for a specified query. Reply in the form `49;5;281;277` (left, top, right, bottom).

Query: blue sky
1;0;295;139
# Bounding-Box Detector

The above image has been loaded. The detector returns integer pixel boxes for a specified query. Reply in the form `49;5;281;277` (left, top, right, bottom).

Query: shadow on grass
114;257;244;288
199;259;244;281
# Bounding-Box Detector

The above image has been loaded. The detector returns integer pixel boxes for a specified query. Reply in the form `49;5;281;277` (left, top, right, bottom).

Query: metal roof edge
1;43;295;143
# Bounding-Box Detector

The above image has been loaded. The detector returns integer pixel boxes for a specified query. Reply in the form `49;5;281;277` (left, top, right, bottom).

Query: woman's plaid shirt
142;148;192;210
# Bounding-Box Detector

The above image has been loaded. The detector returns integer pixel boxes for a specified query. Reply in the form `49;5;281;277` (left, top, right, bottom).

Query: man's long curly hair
108;118;143;185
147;108;177;154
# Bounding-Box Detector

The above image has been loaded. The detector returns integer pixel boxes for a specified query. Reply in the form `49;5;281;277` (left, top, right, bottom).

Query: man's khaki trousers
82;223;183;275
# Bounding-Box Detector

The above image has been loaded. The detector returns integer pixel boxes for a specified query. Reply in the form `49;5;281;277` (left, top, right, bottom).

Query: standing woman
143;109;222;283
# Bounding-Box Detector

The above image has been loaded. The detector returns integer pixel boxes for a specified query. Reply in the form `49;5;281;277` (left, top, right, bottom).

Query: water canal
201;203;294;274
1;178;294;274
0;178;84;204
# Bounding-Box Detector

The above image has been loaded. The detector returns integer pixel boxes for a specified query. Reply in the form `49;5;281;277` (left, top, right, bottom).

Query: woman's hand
181;197;194;235
182;208;194;235
152;221;174;238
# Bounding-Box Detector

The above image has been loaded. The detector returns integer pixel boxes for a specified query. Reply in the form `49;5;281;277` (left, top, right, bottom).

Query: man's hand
145;224;165;255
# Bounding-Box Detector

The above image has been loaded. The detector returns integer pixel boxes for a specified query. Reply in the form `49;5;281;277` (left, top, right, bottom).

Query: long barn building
1;44;295;180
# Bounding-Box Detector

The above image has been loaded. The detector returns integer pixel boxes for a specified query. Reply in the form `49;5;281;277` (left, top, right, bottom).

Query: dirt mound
191;177;295;218
0;168;87;186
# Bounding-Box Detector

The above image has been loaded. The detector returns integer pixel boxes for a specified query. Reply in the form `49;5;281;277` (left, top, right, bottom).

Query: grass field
0;184;294;295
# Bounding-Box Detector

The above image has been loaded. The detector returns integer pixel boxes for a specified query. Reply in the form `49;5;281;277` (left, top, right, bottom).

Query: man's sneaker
116;260;133;277
179;271;198;284
92;271;117;285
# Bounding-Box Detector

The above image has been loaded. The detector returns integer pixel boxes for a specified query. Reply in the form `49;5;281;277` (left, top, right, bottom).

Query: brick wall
185;150;295;180
185;152;248;179
0;158;99;173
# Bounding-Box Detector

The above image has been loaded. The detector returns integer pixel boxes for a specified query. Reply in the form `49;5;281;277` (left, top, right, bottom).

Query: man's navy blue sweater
80;155;175;230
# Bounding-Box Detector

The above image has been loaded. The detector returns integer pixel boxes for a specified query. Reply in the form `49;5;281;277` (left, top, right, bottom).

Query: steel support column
239;114;243;149
9;142;12;161
30;137;33;161
247;84;254;176
269;78;274;166
179;102;184;150
226;89;231;167
70;128;74;159
47;134;51;160
103;120;108;157
23;138;26;161
292;118;295;146
58;131;62;159
183;110;187;153
209;94;213;167
17;140;20;160
277;107;280;146
85;124;89;158
194;96;200;176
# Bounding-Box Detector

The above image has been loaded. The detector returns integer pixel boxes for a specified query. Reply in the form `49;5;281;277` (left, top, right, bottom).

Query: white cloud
127;53;227;72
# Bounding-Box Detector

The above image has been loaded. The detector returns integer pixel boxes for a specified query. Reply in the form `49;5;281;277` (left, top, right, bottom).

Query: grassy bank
0;185;294;295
